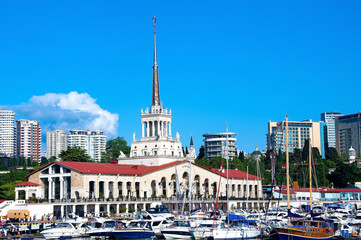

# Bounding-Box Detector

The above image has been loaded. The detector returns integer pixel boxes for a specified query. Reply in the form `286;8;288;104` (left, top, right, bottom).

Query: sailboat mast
189;158;192;213
309;140;313;212
285;115;290;210
226;125;229;225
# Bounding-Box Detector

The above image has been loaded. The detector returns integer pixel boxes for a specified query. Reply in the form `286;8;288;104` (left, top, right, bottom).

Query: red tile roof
194;163;262;180
319;188;361;193
27;160;188;177
275;189;296;194
277;185;361;193
26;160;261;180
14;181;40;187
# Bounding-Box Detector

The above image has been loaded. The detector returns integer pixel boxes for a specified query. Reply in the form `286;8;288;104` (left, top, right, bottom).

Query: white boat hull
41;230;81;239
163;233;193;240
213;228;261;240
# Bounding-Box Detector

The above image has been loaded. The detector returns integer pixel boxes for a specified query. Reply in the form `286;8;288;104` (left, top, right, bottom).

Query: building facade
267;119;326;158
11;18;263;219
335;112;361;156
66;130;106;162
203;132;237;160
119;17;184;167
0;109;15;156
15;120;42;162
46;129;67;159
321;111;343;149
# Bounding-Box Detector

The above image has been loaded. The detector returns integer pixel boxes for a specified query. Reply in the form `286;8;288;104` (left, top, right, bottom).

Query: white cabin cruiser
40;222;91;239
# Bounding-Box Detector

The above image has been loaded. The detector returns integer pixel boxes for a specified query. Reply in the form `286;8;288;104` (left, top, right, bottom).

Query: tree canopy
59;146;91;162
101;137;130;162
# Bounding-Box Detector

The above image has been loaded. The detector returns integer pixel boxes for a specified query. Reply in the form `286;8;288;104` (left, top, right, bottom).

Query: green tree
195;157;210;167
210;156;223;169
302;139;310;161
0;181;21;200
326;147;341;162
105;137;131;160
328;162;360;188
59;146;91;162
228;157;245;171
100;152;112;163
238;151;245;161
197;145;205;159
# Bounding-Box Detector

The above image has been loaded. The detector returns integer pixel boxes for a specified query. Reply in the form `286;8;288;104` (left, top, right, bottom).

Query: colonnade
142;120;171;138
54;202;151;218
85;177;262;200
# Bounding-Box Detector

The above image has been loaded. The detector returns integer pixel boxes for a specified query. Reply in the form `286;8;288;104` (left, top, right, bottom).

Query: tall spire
152;16;160;107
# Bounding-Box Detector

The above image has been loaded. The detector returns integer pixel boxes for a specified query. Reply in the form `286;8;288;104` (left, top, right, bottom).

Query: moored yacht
190;219;223;239
40;222;91;239
87;220;126;237
161;219;193;240
212;219;262;240
110;221;156;239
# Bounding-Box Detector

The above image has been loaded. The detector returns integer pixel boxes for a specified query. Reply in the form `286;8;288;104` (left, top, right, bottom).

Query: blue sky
1;1;360;153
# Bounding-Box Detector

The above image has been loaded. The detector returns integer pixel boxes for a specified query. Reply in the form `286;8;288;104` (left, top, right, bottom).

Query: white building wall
15;120;42;162
67;130;106;162
0;110;15;156
46;129;67;159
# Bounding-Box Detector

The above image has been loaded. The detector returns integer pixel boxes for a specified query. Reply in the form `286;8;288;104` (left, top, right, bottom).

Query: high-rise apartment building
203;132;237;159
0;109;15;156
46;129;67;159
15;120;42;162
67;130;106;162
267;119;326;158
321;111;343;149
335;112;361;156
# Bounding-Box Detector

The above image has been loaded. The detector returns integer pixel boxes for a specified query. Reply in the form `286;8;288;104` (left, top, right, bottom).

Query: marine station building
7;19;262;219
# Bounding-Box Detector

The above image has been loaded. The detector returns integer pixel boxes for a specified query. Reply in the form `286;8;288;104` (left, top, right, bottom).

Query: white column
15;190;19;200
143;203;146;211
84;205;88;216
72;205;76;214
121;183;126;197
159;121;162;136
104;182;109;198
25;190;29;200
52;180;56;200
165;122;168;136
48;178;53;200
60;205;64;218
142;122;144;138
95;179;99;198
164;122;166;136
152;121;155;137
107;204;110;215
169;122;172;136
95;204;100;217
126;203;129;213
60;177;64;200
116;204;119;214
146;122;150;137
114;181;119;199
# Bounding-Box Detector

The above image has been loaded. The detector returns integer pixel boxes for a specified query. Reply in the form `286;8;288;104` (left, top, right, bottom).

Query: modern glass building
0;109;15;156
267;119;326;158
203;132;237;159
335;112;361;156
320;111;343;149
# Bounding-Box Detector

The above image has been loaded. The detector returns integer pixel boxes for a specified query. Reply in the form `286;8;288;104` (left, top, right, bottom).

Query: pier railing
25;196;280;204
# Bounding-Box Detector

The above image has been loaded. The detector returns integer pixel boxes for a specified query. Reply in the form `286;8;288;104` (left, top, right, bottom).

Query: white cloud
5;91;119;138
